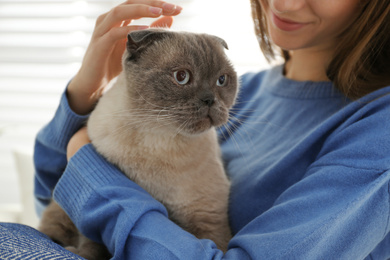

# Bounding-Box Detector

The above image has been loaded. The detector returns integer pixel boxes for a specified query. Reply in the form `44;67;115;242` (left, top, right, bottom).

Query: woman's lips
271;12;310;31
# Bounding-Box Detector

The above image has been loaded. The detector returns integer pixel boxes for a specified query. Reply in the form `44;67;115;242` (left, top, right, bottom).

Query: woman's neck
284;47;333;82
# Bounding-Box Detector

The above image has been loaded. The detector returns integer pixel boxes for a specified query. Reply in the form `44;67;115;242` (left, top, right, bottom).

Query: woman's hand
67;0;182;115
67;127;91;160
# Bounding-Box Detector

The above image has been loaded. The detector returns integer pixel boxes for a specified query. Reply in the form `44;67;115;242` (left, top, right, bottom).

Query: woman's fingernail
176;6;183;12
150;7;162;15
162;3;176;12
136;26;150;30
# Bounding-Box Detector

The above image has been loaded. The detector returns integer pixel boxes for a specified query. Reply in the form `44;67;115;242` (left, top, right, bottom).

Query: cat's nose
200;95;215;107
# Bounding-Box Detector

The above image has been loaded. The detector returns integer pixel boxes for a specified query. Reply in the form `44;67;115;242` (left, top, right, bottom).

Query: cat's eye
216;74;228;87
173;70;190;85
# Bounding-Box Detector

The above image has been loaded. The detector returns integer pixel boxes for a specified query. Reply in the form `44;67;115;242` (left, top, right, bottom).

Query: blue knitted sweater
34;65;390;259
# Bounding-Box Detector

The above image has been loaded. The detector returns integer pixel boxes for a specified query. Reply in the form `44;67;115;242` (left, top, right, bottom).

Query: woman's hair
250;0;390;100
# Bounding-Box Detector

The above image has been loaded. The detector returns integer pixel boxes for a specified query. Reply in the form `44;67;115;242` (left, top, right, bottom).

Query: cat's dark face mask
123;29;239;136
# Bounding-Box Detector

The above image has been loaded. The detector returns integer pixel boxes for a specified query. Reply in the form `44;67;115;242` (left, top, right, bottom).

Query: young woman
2;0;389;259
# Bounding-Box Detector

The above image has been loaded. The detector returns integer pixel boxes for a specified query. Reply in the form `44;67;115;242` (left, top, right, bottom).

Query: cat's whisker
107;108;173;115
145;119;178;134
121;90;180;111
107;106;199;120
227;115;266;140
220;118;252;171
228;111;258;120
96;110;179;120
95;114;165;122
109;122;145;137
132;88;175;110
157;108;172;122
228;115;257;149
228;111;282;129
125;112;180;129
107;115;173;136
231;99;259;105
172;118;191;139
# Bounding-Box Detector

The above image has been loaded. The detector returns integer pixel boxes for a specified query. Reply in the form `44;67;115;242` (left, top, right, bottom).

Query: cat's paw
65;245;111;260
64;245;80;255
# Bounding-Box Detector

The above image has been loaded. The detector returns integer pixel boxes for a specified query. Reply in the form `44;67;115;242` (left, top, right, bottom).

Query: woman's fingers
150;16;174;28
67;127;90;160
103;25;150;45
121;0;182;15
96;2;182;37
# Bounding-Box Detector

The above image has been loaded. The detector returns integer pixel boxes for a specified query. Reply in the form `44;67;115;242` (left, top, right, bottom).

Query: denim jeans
0;222;83;259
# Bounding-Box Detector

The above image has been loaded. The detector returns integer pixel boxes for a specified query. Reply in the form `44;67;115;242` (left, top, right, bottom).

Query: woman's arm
34;91;89;215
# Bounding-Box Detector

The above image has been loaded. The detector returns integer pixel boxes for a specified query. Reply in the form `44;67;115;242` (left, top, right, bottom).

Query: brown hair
250;0;390;100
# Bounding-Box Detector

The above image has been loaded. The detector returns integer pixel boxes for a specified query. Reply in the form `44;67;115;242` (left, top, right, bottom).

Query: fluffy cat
39;29;238;259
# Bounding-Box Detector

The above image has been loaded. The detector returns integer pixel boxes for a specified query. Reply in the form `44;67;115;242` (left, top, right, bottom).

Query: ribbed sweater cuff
53;144;123;220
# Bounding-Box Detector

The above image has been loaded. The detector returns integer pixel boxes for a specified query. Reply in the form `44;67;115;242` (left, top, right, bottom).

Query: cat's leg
39;201;110;260
67;234;111;260
170;203;232;252
189;209;232;252
39;201;79;247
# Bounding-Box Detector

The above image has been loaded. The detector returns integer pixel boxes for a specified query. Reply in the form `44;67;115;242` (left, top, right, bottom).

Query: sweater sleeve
34;89;89;216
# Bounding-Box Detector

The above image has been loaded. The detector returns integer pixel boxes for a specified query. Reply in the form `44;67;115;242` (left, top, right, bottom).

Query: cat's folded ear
127;29;169;61
213;36;229;50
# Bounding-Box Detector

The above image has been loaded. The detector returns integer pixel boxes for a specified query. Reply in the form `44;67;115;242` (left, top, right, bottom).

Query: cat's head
122;29;238;136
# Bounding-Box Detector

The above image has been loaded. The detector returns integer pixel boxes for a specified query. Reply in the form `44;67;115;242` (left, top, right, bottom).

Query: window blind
0;0;118;210
0;0;268;221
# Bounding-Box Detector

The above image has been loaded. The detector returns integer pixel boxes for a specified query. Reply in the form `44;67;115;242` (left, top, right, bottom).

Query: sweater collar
264;65;344;99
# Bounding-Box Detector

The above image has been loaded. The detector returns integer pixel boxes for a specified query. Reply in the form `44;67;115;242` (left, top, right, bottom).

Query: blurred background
0;0;269;227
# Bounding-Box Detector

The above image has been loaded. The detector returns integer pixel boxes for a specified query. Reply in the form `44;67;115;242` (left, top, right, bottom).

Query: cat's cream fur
40;29;238;259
